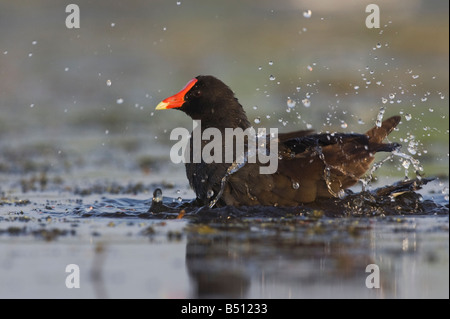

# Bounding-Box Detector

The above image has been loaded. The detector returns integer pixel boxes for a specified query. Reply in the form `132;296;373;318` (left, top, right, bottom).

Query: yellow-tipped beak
155;101;170;110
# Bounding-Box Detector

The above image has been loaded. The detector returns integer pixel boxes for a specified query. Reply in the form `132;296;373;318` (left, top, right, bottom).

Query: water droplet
32;40;37;45
258;66;262;70
376;107;385;127
292;181;300;190
412;75;419;79
30;104;35;108
268;60;273;65
177;197;183;203
402;160;410;170
153;188;163;203
105;130;109;135
64;67;69;72
254;117;261;124
163;26;167;31
106;79;112;86
307;65;313;71
3;51;7;55
302;98;311;107
116;98;124;104
269;75;276;81
389;93;395;99
253;105;258;110
110;22;115;27
408;146;417;155
358;118;365;125
354;85;360;90
405;113;412;121
306;123;312;129
429;108;434;112
381;97;388;104
421;97;427;102
287;98;296;108
341;122;348;129
207;189;214;198
28;53;33;57
376;43;382;48
176;1;181;5
296;86;301;92
303;10;312;18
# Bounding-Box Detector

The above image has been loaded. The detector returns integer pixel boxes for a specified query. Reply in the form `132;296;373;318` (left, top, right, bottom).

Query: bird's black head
156;75;250;129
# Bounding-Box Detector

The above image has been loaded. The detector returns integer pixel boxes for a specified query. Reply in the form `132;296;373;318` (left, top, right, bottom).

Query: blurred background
0;0;448;188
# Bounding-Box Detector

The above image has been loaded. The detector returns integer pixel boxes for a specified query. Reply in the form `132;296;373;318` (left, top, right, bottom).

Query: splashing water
152;188;163;203
287;98;296;108
207;131;278;208
392;149;424;179
311;146;349;199
208;161;247;208
376;107;385;127
302;98;311;107
360;154;394;191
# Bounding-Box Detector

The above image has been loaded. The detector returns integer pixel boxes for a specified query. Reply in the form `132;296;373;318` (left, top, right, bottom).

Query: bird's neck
195;101;251;132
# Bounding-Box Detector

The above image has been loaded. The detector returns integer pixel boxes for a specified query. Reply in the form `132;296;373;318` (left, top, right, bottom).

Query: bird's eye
192;90;202;98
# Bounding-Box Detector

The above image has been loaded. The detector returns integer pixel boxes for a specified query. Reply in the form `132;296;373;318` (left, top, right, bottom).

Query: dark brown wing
221;116;401;206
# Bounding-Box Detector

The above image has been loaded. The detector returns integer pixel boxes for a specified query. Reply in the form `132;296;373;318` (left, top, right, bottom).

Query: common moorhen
156;75;401;207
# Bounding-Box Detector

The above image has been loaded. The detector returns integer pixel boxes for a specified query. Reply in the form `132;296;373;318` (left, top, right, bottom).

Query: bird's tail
366;115;401;152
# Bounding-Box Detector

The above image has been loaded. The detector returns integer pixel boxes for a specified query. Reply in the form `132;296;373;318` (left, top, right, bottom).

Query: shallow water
0;171;448;298
0;0;448;299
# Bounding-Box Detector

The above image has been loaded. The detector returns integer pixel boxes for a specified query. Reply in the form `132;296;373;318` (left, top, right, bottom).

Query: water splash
392;149;424;179
376;107;385;127
360;154;394;191
287;98;296;108
208;161;247;208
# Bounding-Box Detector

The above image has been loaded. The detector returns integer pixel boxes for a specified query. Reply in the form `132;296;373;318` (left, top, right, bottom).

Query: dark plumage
156;75;401;207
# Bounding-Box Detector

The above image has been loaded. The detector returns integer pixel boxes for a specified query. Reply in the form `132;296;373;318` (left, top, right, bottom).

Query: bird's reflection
186;236;250;298
184;218;398;298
